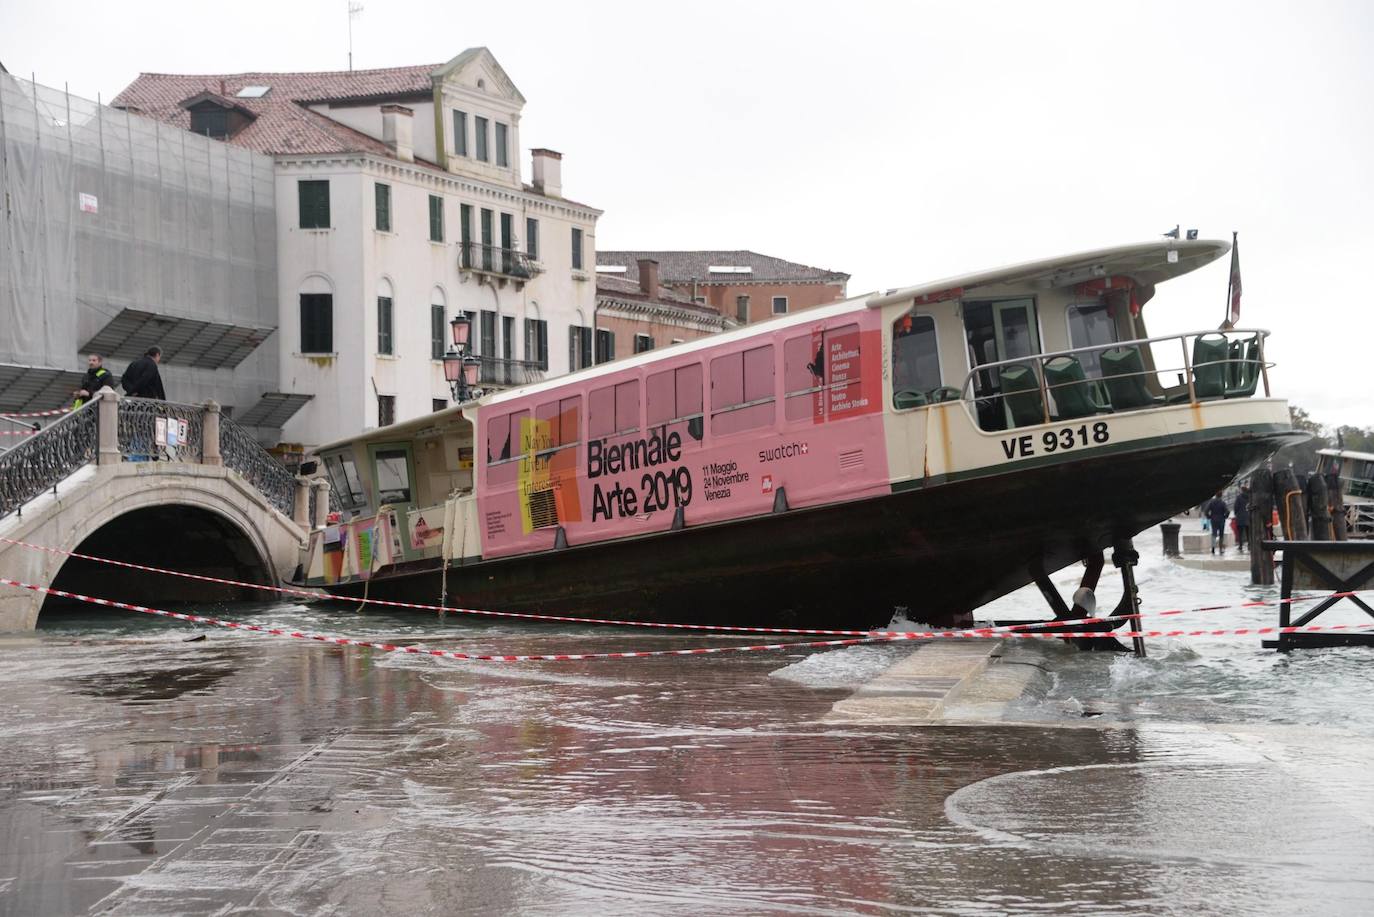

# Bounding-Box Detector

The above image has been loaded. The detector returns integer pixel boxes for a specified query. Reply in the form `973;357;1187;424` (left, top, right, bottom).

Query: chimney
637;259;660;297
531;148;562;197
381;104;414;163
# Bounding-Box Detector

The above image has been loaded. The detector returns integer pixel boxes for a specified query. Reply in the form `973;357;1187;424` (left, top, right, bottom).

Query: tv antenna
348;1;364;71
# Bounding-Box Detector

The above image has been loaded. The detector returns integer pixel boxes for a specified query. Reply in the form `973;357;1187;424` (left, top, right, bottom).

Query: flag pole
1221;230;1238;330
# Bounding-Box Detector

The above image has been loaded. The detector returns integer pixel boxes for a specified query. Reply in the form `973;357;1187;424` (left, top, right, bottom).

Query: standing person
1233;485;1251;554
121;346;166;400
1205;492;1230;555
72;354;114;409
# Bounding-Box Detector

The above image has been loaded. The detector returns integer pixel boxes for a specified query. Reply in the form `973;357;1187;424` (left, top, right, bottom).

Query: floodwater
2;526;1372;915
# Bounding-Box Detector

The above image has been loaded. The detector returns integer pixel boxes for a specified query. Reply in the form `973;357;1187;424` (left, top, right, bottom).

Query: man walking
1205;492;1230;555
1233;485;1251;554
121;346;166;400
72;354;114;409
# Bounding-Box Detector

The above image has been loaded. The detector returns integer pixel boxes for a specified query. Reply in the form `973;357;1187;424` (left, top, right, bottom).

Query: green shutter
375;183;390;232
429;195;444;242
299;180;330;229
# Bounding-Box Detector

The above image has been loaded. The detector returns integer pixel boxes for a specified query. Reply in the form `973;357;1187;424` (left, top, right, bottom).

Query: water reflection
2;538;1372;914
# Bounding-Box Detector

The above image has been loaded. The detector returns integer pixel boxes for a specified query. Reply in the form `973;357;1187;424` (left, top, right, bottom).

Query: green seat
927;386;963;404
1225;335;1261;398
1099;346;1164;410
1043;355;1109;420
1000;363;1046;427
894;389;928;410
1191;333;1229;400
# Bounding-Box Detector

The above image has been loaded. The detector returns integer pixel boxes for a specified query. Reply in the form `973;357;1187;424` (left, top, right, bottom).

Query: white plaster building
114;49;602;447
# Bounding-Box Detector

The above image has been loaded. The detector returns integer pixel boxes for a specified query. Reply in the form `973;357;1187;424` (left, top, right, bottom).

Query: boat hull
321;430;1300;629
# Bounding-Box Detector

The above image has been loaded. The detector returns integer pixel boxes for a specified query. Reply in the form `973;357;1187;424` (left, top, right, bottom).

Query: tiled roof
595;274;717;314
596;250;849;284
111;64;440;156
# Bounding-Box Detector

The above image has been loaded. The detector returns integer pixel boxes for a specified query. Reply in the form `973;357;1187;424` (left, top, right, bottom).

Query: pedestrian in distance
121;346;166;400
1233;485;1251;554
72;353;115;409
1205;491;1230;555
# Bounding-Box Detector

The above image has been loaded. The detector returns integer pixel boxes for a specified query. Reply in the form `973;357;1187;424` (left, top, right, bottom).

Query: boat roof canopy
865;238;1230;309
313;402;474;455
313;238;1233;454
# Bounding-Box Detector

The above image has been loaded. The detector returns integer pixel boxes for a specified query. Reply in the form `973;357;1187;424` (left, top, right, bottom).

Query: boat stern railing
954;328;1273;432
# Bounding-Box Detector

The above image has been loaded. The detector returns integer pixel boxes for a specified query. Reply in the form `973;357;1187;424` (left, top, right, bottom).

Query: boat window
783;332;823;421
324;453;367;509
1067;302;1118;376
646;363;704;431
485;409;527;487
892;314;941;404
589;380;640;439
374;448;412;505
533;396;581;453
710;344;775;436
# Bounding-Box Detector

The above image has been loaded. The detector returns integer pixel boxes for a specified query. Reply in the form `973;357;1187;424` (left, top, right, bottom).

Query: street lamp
442;313;481;403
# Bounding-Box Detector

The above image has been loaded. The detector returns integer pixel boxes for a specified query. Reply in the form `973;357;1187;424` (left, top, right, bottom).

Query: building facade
594;259;729;362
0;72;282;427
115;49;601;447
596;250;848;325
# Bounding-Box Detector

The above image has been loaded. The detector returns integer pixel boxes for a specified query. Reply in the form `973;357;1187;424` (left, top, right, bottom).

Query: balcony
474;354;546;387
459;242;536;287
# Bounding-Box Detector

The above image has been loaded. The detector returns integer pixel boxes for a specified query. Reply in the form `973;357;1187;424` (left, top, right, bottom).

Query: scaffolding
0;73;278;413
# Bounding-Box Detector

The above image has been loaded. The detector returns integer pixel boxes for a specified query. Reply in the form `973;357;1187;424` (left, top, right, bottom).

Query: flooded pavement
3;528;1374;915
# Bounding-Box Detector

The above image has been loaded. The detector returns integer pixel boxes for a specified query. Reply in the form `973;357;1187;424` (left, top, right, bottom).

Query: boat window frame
323;451;368;510
889;311;942;411
708;343;776;437
367;442;418;509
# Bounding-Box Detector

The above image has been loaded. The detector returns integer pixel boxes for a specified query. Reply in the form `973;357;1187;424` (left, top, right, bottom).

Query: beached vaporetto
299;238;1303;627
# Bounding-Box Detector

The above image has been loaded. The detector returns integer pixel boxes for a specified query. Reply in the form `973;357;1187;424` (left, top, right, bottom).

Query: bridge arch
1;463;304;630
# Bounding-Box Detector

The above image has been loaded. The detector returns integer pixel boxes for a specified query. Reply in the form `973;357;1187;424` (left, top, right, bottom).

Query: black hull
323;432;1297;629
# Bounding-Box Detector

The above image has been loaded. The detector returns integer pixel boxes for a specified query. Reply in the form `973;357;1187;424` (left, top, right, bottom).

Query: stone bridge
0;390;329;630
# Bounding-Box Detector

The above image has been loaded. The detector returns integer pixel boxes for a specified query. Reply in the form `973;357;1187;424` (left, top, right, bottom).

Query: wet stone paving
2;534;1374;916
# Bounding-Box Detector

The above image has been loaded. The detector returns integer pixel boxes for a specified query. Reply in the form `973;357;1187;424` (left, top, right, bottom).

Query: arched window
376;278;395;355
299;275;334;354
430;287;447;359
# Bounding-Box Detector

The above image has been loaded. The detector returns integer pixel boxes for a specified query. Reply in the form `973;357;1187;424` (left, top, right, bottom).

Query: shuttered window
452;110;467;156
377;296;393;355
428;195;444;243
298;180;329;229
431;304;446;359
495;122;509;167
374;183;391;232
300;294;333;353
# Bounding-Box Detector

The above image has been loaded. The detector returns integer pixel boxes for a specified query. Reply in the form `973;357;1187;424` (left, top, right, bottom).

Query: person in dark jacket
1205;492;1230;555
1233;486;1251;554
72;353;115;409
121;346;166;400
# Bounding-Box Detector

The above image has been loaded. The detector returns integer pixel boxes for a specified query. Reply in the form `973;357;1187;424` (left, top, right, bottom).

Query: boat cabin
298;238;1292;608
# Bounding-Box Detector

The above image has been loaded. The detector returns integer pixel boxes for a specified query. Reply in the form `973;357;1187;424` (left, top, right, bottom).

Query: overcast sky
4;0;1371;426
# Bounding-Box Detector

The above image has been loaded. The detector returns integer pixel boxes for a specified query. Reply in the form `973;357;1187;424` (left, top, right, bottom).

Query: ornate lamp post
441;313;481;403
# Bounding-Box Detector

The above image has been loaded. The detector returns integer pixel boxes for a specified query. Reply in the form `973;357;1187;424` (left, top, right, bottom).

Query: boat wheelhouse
1315;448;1374;537
300;238;1304;628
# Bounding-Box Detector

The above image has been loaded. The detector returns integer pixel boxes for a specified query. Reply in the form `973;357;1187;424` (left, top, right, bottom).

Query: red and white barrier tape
0;534;1367;640
2;575;1371;662
0;429;38;435
0;407;67;418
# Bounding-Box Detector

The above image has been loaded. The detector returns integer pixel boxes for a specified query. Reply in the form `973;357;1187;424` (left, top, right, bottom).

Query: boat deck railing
947;328;1272;432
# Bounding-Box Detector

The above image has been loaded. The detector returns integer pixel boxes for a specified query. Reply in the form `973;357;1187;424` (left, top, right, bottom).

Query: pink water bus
299;239;1302;628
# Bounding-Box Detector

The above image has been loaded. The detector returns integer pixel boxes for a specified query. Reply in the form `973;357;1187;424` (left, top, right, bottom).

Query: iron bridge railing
220;415;296;517
117;397;205;462
0;401;99;519
0;394;313;523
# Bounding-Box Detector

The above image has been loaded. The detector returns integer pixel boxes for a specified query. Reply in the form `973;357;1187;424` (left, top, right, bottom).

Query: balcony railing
931;328;1273;433
460;242;534;280
474;354;546;387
